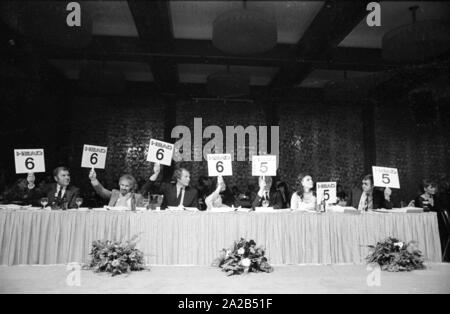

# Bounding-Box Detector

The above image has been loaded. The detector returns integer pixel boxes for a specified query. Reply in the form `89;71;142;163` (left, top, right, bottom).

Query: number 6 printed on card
147;139;174;166
81;145;108;169
14;149;46;174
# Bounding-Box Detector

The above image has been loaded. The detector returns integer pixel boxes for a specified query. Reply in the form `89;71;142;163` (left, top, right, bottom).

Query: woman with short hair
413;179;438;212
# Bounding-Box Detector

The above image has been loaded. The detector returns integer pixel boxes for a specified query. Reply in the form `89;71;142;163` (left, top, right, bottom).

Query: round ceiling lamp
16;1;93;48
382;6;450;64
207;67;250;98
212;2;277;55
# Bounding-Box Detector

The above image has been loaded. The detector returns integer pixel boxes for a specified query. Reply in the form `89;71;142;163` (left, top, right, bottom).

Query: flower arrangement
212;238;273;276
366;237;425;272
86;235;146;276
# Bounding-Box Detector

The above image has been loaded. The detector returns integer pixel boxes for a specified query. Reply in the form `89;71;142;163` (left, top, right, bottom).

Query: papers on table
327;205;358;213
0;204;32;210
373;207;423;213
210;207;234;213
235;207;252;213
254;207;274;212
92;207;108;211
184;207;199;212
166;206;198;212
105;206;130;211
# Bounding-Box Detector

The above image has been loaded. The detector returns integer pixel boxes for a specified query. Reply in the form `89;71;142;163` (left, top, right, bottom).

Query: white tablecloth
0;209;442;265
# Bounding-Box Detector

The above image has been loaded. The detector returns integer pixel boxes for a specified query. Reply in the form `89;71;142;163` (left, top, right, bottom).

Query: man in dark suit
26;167;80;209
347;174;392;211
141;163;198;209
252;176;284;209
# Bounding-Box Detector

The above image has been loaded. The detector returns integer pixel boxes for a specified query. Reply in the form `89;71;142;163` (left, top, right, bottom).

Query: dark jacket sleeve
67;187;80;209
140;180;162;195
189;189;199;208
373;189;393;209
272;191;284;209
252;194;262;209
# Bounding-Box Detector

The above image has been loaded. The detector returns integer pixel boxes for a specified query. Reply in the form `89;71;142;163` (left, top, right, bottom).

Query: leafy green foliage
366;237;425;272
212;238;273;276
87;234;146;276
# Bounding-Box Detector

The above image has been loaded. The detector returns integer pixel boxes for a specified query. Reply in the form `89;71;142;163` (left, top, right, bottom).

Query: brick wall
3;77;450;207
375;94;450;204
66;95;165;196
64;94;366;199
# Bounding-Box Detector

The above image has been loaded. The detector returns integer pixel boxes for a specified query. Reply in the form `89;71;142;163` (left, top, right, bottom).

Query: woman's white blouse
290;192;316;211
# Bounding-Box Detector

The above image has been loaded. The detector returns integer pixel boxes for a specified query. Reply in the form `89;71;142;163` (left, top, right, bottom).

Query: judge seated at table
347;174;393;211
205;176;236;210
252;176;284;209
23;167;80;209
290;173;317;211
2;174;38;205
141;163;198;210
412;179;438;212
89;169;144;210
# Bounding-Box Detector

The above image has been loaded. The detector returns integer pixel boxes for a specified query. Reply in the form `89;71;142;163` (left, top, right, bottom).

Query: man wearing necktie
349;174;393;211
25;167;80;209
251;176;284;209
141;163;198;209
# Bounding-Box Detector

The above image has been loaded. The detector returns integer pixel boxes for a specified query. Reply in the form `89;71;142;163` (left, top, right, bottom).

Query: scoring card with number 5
316;182;337;204
372;166;400;189
207;154;232;176
252;155;277;176
147;139;174;166
81;145;108;169
14;149;45;174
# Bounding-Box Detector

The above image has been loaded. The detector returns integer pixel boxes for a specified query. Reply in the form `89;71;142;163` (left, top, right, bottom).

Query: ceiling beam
0;20;65;81
270;1;372;90
127;0;178;93
38;36;386;72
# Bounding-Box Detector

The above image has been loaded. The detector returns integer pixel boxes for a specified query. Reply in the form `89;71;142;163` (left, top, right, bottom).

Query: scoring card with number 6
147;139;174;166
81;144;108;169
14;149;45;174
252;155;277;176
372;166;400;189
207;154;232;176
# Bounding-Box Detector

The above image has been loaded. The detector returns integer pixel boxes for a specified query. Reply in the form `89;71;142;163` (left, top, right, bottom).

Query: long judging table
0;209;442;266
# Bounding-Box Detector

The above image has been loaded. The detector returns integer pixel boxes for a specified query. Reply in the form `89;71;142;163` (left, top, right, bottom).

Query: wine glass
262;199;270;207
75;197;83;209
40;197;48;209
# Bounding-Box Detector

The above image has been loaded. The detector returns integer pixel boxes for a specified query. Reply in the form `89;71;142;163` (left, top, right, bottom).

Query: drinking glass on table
40;197;49;209
262;199;270;207
75;197;83;209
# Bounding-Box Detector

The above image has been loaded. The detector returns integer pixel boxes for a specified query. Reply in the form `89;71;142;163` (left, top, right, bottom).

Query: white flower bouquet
212;238;273;276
